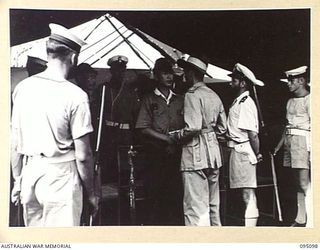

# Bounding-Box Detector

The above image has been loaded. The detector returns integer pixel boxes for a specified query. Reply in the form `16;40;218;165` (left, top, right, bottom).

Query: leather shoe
290;221;306;227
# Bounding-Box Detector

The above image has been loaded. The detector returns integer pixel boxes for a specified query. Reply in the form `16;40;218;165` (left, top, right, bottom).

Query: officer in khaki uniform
227;63;264;227
171;56;227;226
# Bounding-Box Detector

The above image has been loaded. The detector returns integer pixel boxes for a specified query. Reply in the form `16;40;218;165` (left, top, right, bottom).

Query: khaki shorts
283;134;310;169
229;148;257;189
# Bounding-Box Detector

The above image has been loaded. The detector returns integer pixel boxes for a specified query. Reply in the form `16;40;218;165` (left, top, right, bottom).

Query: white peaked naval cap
228;63;264;86
285;66;308;78
49;23;86;53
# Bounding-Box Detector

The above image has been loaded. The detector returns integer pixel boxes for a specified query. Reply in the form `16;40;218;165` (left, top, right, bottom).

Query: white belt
286;128;310;136
286;128;311;152
105;120;130;130
26;150;76;164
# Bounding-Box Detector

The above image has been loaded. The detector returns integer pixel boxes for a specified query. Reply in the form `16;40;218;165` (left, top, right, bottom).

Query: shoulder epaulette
239;96;248;103
188;85;201;93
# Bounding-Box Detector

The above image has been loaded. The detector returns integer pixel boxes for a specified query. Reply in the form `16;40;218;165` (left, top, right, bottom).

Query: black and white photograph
6;5;316;241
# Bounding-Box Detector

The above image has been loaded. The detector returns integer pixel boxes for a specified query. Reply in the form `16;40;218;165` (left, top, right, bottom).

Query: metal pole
252;84;283;222
90;85;106;226
17;200;22;226
252;85;265;128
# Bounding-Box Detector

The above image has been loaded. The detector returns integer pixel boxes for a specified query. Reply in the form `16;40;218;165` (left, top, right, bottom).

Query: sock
244;199;259;227
305;183;312;227
295;191;307;224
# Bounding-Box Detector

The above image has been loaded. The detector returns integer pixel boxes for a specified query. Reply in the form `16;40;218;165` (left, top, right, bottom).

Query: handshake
164;130;182;155
168;129;181;137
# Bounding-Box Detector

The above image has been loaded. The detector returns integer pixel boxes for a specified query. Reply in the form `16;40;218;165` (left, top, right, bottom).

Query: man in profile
75;62;98;102
172;56;227;226
227;63;264;227
274;66;310;227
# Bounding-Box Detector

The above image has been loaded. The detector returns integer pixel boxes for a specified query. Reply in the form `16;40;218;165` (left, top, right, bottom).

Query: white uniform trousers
20;157;83;227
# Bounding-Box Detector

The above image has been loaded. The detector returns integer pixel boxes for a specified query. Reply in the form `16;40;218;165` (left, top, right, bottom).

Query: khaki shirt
136;88;184;148
180;82;227;171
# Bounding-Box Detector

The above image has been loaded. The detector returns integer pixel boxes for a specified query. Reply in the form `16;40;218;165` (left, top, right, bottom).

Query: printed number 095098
300;244;318;248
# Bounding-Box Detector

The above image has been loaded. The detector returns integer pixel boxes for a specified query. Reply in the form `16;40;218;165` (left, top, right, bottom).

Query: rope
88;32;134;66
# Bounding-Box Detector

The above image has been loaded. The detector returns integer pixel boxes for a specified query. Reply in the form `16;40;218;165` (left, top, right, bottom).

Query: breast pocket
152;107;165;117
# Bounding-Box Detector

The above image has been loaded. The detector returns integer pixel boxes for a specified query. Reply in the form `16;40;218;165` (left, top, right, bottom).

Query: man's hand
11;177;22;206
165;135;178;155
11;189;21;206
271;148;280;156
166;135;176;145
271;149;276;156
88;194;100;219
256;153;263;163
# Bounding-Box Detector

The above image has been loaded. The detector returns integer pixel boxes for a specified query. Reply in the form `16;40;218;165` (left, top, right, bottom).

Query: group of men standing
10;23;310;228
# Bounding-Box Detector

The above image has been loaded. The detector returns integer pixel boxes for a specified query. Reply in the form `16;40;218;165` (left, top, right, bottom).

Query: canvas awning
10;13;231;83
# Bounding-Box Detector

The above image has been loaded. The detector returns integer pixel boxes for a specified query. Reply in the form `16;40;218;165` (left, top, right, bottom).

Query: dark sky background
9;9;310;127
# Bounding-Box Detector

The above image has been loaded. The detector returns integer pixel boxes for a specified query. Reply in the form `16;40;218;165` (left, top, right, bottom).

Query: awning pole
105;14;152;70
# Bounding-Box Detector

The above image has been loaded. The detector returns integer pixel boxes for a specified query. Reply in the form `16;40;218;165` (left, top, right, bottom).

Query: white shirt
227;91;259;143
286;94;310;131
11;71;93;158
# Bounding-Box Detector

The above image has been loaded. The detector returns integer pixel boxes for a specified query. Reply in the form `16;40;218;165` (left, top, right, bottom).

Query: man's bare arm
247;130;262;162
74;134;99;216
10;129;23;205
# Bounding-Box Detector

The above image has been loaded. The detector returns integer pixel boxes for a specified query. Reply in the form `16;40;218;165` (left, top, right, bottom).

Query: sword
128;145;137;225
269;152;283;221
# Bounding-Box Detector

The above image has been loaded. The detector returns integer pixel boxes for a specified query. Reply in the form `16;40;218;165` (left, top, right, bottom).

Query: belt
227;140;249;148
286;128;310;136
25;150;76;164
200;127;215;134
105;120;130;130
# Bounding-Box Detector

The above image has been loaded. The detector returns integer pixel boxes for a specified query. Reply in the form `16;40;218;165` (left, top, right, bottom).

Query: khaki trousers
182;168;221;226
